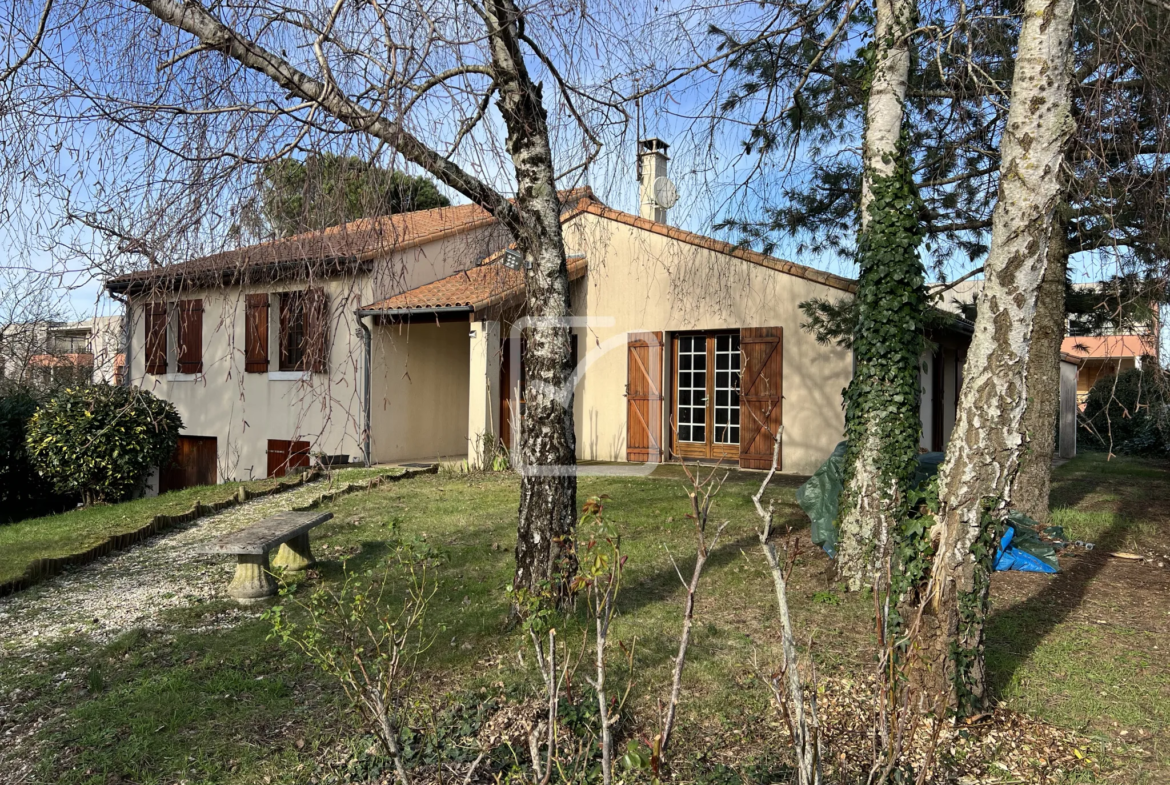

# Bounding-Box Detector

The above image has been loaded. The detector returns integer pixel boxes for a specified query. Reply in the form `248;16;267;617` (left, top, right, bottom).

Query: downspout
357;315;372;467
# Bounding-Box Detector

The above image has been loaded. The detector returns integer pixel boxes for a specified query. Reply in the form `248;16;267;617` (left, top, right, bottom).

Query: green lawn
1;456;1166;784
0;467;387;586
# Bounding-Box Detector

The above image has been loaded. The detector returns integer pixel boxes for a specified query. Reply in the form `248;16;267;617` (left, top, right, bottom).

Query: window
279;288;326;373
672;332;741;459
280;291;307;371
676;335;707;444
713;334;741;445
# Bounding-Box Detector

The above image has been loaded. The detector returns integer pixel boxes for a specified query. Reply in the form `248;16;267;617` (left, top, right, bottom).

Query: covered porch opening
364;311;475;465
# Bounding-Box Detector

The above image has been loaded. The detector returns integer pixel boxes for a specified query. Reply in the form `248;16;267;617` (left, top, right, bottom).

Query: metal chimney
637;138;676;224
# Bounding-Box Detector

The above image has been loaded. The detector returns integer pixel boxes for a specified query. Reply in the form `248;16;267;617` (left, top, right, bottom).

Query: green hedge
1079;366;1170;456
26;385;184;505
0;387;72;522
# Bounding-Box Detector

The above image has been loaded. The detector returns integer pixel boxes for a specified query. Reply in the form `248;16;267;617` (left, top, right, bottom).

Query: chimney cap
638;138;670;156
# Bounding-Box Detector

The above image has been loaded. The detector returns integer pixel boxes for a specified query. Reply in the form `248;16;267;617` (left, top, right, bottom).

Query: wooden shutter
739;326;782;470
145;302;167;375
626;332;664;462
267;438;311;478
305;287;328;373
176;299;203;374
245;293;270;373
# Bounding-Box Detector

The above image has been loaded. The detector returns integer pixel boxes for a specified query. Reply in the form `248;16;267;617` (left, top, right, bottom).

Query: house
934;278;1160;410
1;316;123;387
1061;335;1158;407
106;140;968;488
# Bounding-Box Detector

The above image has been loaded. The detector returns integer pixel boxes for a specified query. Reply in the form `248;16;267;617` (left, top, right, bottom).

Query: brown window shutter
145;302;167;375
739;327;783;470
626;331;664;462
176;299;204;374
305;287;328;373
244;293;269;373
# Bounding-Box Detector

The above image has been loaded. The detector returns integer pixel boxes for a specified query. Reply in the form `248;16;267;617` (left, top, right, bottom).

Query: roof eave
356;305;475;319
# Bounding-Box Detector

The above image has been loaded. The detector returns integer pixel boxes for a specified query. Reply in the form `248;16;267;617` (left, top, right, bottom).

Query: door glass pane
713;334;741;445
677;335;706;443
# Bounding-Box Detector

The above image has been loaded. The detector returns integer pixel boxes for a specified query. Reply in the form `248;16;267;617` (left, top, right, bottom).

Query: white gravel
0;481;333;653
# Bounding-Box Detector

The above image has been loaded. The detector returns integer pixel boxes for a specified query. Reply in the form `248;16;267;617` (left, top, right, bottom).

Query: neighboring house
1;316;123;387
107;139;969;488
934;278;1159;408
1061;335;1158;407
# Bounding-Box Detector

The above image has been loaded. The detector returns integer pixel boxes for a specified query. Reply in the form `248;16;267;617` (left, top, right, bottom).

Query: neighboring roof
1061;334;1157;360
567;201;857;293
106;188;595;295
360;255;588;316
29;353;94;368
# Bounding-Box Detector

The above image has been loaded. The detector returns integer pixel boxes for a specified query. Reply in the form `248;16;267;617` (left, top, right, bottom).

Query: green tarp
796;442;1060;572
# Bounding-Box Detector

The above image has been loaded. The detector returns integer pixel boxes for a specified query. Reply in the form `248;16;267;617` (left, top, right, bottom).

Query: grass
2;456;1167;784
984;452;1170;778
0;466;388;586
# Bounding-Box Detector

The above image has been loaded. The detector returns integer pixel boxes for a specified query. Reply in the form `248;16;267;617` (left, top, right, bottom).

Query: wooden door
626;332;664;462
159;436;217;493
670;333;740;461
267;439;310;478
739;327;782;470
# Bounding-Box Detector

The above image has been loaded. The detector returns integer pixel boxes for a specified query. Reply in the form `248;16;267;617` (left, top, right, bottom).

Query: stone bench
202;511;333;600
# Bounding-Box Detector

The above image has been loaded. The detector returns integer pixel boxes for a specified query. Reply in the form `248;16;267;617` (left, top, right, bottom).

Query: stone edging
0;465;437;598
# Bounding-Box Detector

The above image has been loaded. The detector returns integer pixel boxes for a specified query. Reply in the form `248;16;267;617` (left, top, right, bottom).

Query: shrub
0;386;73;522
26;385;184;505
1080;366;1170;455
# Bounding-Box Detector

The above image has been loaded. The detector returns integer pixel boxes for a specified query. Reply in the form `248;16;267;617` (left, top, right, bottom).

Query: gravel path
0;481;332;654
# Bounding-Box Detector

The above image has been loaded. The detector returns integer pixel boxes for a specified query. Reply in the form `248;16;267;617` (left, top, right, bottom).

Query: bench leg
227;553;277;600
272;532;316;572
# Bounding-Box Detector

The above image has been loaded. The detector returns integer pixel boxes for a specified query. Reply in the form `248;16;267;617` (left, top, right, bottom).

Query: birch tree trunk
835;0;927;591
918;0;1076;712
1012;219;1069;523
485;0;579;604
857;0;913;225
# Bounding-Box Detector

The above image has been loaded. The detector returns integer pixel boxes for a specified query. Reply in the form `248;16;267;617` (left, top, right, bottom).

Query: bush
0;386;74;522
26;385;184;505
1080;366;1170;455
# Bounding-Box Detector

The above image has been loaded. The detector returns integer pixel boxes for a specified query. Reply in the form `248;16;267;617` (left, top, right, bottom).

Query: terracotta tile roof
359;197;857;316
361;255;588;315
1061;334;1157;360
105;188;596;295
568;202;857;294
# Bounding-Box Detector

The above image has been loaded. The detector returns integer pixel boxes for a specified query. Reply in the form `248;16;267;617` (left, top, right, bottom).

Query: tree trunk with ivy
917;0;1076;713
834;0;928;592
1012;219;1069;524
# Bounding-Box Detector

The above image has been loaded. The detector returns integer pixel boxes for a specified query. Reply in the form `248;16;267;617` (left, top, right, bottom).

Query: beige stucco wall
369;320;471;463
125;228;499;481
561;212;854;475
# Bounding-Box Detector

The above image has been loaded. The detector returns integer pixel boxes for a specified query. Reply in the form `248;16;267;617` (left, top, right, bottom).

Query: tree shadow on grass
986;469;1135;697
